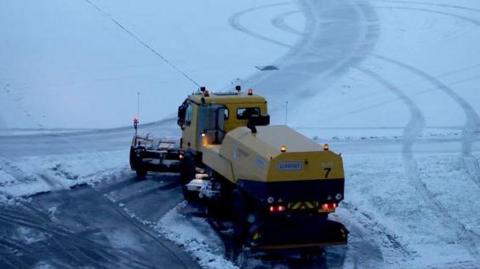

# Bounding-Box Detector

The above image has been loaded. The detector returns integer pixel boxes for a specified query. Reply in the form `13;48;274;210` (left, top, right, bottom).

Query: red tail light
321;203;337;212
269;205;286;213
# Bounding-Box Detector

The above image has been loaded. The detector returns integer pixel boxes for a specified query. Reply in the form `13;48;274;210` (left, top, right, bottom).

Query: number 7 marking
324;168;332;178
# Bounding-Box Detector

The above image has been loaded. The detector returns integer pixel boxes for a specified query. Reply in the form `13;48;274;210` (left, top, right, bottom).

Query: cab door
178;100;199;151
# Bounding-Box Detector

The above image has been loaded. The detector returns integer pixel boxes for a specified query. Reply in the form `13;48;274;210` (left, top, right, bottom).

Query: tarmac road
0;171;199;269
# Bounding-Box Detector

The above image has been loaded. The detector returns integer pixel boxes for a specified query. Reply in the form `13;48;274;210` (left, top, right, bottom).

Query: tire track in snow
373;0;480;190
464;156;480;189
374;0;480;13
269;5;427;155
355;67;480;260
292;2;480;164
229;0;380;99
0;237;44;268
229;2;295;49
100;191;192;269
0;215;99;267
268;6;426;162
369;4;480;158
375;6;477;43
270;3;480;155
0;202;154;268
340;201;411;263
373;54;480;188
400;155;480;260
355;68;425;159
375;6;480;26
4;189;153;268
0;211;113;267
0;167;164;268
271;10;304;36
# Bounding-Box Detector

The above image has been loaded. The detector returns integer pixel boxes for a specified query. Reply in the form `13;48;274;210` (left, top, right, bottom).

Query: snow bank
0;150;128;200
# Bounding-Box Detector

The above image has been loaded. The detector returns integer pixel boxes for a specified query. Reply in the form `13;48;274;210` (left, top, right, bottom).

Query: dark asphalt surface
0;170;199;269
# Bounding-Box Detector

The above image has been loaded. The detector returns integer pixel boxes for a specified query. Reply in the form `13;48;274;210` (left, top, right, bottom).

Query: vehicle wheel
135;167;147;178
168;160;180;173
231;189;249;242
179;153;195;183
205;198;226;218
234;248;250;268
300;248;325;262
129;147;138;170
204;202;216;217
182;186;198;202
180;153;197;202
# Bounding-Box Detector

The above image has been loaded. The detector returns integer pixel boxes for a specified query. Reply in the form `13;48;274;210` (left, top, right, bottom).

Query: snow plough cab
129;133;181;177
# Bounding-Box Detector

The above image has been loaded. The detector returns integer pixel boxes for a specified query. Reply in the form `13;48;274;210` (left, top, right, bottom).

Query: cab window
224;108;229;120
185;104;193;126
237;107;260;119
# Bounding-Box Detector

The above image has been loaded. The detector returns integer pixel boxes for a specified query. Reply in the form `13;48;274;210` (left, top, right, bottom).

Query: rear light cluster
268;202;339;214
320;202;337;213
269;205;286;213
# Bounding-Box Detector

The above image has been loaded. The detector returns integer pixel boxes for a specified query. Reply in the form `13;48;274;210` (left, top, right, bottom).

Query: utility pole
133;91;141;144
137;91;141;119
285;101;288;125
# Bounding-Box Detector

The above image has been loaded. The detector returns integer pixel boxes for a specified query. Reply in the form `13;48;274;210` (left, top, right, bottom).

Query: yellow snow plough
130;86;348;251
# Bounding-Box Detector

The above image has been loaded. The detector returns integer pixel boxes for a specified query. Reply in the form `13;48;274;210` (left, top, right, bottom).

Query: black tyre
129;147;137;170
231;189;249;242
300;248;326;262
131;146;148;178
182;185;198;202
179;153;198;202
135;167;147;178
205;197;227;218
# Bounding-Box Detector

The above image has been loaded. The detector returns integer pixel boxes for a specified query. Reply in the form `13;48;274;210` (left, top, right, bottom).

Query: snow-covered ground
0;150;126;198
1;0;480;268
156;202;237;269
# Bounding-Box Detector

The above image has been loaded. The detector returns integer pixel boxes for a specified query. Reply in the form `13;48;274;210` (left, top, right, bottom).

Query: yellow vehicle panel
214;125;344;183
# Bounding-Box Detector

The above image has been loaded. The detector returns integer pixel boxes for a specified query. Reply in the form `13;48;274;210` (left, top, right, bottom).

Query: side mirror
247;115;270;133
177;102;187;128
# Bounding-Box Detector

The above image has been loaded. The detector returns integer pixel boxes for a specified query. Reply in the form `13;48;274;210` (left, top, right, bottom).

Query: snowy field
1;0;480;268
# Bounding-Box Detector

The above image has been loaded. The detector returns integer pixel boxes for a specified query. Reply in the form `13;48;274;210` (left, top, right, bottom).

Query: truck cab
177;87;269;153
